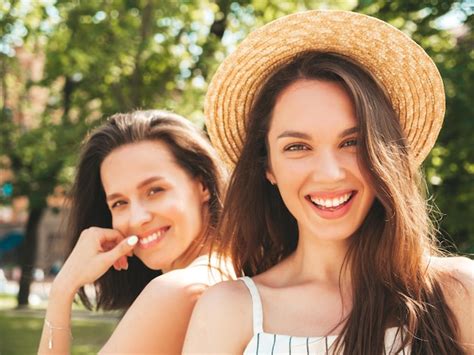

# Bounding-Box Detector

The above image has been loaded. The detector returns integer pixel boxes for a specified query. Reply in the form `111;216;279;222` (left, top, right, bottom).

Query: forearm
38;276;77;354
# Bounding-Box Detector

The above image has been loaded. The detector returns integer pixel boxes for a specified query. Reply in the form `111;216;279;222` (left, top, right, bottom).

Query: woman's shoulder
143;268;209;302
190;278;253;332
183;279;253;353
429;256;473;350
140;257;239;305
99;268;210;353
428;256;473;302
195;278;251;310
429;255;473;287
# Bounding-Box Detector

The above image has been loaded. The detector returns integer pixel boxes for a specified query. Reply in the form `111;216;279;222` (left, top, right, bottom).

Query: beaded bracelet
45;319;73;350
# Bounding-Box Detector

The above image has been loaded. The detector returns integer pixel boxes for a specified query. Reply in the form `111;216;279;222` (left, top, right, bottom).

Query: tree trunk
16;206;44;308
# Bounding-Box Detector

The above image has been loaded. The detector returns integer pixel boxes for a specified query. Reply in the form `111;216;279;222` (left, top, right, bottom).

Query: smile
305;190;357;220
308;192;354;210
137;226;170;249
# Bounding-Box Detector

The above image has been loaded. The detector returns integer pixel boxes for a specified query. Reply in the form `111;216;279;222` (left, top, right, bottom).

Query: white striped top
240;277;411;354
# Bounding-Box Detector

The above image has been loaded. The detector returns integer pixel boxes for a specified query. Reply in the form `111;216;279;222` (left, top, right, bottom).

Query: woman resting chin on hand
38;110;234;354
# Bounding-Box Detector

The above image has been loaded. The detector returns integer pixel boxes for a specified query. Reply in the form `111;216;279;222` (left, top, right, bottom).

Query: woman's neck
162;238;213;274
286;231;352;287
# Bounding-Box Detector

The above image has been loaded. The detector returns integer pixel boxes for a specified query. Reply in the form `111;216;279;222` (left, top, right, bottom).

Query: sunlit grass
0;293;16;308
0;309;118;355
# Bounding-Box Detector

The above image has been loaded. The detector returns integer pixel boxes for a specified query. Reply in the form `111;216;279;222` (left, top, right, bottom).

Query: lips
307;191;354;210
136;226;170;249
305;190;356;219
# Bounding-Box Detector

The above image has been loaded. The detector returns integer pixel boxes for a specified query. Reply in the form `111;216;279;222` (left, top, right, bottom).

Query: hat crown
205;10;445;169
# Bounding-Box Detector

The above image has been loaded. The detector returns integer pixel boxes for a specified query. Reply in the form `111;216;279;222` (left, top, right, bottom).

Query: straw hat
205;10;445;169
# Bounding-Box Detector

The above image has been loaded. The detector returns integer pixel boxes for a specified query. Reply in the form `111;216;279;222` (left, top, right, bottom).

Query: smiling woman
37;110;234;354
101;140;209;272
183;10;473;355
265;79;376;241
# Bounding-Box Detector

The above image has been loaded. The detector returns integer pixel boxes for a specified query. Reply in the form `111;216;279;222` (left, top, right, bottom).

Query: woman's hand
55;227;138;293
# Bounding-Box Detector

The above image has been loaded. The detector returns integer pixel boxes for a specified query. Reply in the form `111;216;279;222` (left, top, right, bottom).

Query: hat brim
205;10;445;169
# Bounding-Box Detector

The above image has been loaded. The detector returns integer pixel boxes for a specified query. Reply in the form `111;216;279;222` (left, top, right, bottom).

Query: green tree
1;0;235;307
1;0;471;308
0;0;88;306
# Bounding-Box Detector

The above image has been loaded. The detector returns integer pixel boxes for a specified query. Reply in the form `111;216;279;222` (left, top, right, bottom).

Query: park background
0;0;472;353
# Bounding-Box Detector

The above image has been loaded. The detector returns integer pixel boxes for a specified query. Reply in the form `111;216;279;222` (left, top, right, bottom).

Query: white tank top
240;276;411;354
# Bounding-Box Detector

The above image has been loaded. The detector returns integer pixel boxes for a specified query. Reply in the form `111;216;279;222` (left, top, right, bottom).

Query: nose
128;201;152;229
312;149;346;183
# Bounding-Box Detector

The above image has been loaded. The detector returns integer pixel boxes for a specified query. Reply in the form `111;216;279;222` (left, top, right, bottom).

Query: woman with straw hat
183;10;473;355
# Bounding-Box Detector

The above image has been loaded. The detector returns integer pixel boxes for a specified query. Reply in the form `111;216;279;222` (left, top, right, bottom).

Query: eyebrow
276;126;358;140
277;131;312;140
339;126;358;138
105;176;164;202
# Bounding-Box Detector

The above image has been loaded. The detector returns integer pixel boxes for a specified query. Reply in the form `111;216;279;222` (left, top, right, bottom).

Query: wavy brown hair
216;53;465;354
68;110;226;310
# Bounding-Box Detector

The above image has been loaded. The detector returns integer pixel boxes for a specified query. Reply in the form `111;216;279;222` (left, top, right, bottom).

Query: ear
198;181;211;203
266;169;276;185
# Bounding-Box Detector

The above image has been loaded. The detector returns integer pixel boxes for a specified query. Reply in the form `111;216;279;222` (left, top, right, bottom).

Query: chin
312;226;359;242
138;257;168;271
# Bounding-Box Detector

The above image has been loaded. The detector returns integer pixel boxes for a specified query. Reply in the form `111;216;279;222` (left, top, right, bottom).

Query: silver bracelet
44;319;72;350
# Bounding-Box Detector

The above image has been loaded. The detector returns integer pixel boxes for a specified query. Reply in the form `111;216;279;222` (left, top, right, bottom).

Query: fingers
113;255;129;271
82;227;124;245
96;227;125;243
113;257;124;271
104;235;138;268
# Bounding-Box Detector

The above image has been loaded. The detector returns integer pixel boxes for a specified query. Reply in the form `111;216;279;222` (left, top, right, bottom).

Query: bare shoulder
429;256;474;290
200;277;249;302
183;279;253;354
189;279;251;328
430;256;474;350
100;271;206;354
142;267;210;301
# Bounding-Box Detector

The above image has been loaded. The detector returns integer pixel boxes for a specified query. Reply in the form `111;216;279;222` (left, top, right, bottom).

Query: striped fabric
240;277;410;355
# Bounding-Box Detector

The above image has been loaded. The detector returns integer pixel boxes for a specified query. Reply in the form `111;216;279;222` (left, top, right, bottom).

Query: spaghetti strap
240;276;264;334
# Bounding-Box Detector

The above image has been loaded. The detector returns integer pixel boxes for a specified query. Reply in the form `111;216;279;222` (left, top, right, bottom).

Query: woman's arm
183;280;252;354
38;228;136;354
38;276;76;355
98;270;206;354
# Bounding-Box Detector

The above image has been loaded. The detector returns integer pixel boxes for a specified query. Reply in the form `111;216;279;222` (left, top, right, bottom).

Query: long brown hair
217;53;465;354
69;110;226;310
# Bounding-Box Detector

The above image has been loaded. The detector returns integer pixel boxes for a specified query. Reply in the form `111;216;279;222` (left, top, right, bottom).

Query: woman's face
100;140;209;271
266;79;375;242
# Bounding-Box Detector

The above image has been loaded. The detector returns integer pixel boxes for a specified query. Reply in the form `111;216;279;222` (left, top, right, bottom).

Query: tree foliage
0;0;472;306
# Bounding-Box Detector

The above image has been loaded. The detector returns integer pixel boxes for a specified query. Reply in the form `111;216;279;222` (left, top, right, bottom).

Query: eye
111;200;127;209
341;138;357;148
147;186;164;196
284;143;310;152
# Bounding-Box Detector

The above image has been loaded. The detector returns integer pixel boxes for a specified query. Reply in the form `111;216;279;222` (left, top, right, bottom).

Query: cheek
273;160;310;198
158;193;185;216
271;160;308;209
110;212;127;232
272;155;307;180
159;190;202;224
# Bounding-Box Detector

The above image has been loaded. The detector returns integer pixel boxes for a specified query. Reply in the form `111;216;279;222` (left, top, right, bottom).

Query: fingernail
127;235;138;246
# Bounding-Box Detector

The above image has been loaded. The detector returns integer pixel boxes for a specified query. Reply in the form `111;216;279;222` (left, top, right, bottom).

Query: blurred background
0;0;472;353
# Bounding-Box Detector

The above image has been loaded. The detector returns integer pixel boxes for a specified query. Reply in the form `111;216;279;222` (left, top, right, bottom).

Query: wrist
50;274;80;301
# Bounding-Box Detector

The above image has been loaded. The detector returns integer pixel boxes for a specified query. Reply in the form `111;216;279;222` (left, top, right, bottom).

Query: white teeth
138;229;166;245
310;193;352;208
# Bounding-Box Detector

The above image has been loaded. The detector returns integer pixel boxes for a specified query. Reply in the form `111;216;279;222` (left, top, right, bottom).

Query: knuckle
120;242;130;253
83;226;98;236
